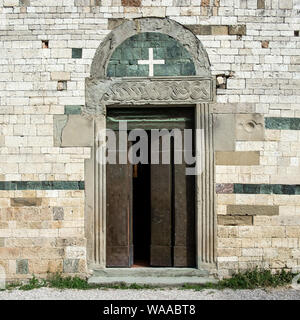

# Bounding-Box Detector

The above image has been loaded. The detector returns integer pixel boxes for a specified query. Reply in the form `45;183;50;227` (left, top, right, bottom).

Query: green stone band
216;183;300;195
265;117;300;130
0;181;85;190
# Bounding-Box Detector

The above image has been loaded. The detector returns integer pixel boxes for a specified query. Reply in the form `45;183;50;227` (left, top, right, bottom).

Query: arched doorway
84;17;216;271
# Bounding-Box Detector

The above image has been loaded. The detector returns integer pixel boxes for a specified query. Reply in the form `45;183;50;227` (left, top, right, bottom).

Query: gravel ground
1;287;300;300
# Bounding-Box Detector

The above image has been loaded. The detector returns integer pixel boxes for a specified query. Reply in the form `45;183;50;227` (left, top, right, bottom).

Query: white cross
138;48;165;77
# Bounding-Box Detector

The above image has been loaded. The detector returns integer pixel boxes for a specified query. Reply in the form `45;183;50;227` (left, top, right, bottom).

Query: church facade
0;0;300;281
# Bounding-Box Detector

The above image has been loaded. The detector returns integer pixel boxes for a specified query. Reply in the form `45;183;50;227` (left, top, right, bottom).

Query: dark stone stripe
216;183;300;195
0;181;84;190
64;105;82;114
265;117;300;130
72;48;82;59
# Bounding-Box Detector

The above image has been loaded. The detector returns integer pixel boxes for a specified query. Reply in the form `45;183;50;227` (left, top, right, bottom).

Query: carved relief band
84;77;215;116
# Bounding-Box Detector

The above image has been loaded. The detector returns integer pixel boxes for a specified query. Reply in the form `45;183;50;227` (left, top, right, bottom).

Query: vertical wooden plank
173;164;196;267
106;134;133;267
150;141;172;266
173;130;196;267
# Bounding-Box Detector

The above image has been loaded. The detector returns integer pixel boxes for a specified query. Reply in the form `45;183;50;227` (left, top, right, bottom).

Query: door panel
174;162;195;267
106;135;133;267
173;128;195;267
106;107;196;268
150;141;172;266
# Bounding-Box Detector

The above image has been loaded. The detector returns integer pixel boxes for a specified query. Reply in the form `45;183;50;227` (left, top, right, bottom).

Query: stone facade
0;0;300;280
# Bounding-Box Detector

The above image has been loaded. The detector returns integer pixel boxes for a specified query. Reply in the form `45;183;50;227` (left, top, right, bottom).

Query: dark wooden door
173;139;196;267
106;107;195;268
106;134;133;267
150;138;172;266
150;133;195;267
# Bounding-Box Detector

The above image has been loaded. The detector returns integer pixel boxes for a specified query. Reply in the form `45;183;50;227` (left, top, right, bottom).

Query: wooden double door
106;107;196;268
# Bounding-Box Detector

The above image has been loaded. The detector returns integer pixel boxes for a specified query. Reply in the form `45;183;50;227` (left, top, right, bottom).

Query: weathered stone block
57;80;67;91
291;56;300;65
53;207;64;220
0;238;4;247
61;115;93;147
16;259;28;274
228;25;246;36
11;198;42;207
201;0;210;6
236;114;265;141
213;114;235;151
3;0;19;6
72;48;82;59
63;259;79;273
261;40;269;48
65;246;86;259
185;25;211;35
279;0;293;9
53;115;68;146
211;25;228;35
215;151;260;165
121;0;141;6
108;18;126;30
64;105;82;115
227;205;279;216
51;72;70;81
257;0;265;9
20;0;30;6
218;215;253;226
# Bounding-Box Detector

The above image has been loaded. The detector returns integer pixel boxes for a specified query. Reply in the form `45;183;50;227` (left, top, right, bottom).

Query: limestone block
121;0;141;6
63;259;79;273
61;115;93;147
227;205;279;216
65;246;86;259
3;0;19;6
228;25;246;35
53;207;64;220
51;72;71;81
242;248;263;257
215;151;260;165
108;18;126;29
291;56;300;64
213;114;235;151
53;115;68;147
217;215;253;226
11;198;42;207
279;0;293;9
236;114;265;141
257;0;265;9
16;259;28;274
226;79;245;89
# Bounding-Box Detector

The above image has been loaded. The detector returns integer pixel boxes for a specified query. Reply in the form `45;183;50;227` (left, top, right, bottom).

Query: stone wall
0;0;300;279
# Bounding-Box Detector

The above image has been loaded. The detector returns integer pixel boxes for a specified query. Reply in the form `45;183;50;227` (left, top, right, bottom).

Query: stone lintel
85;76;214;116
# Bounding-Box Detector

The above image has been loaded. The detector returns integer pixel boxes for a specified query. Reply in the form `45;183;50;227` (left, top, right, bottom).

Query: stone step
88;275;218;287
91;267;211;278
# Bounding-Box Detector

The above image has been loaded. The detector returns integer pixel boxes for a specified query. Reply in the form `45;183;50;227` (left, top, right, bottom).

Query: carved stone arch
85;17;217;274
90;17;211;79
